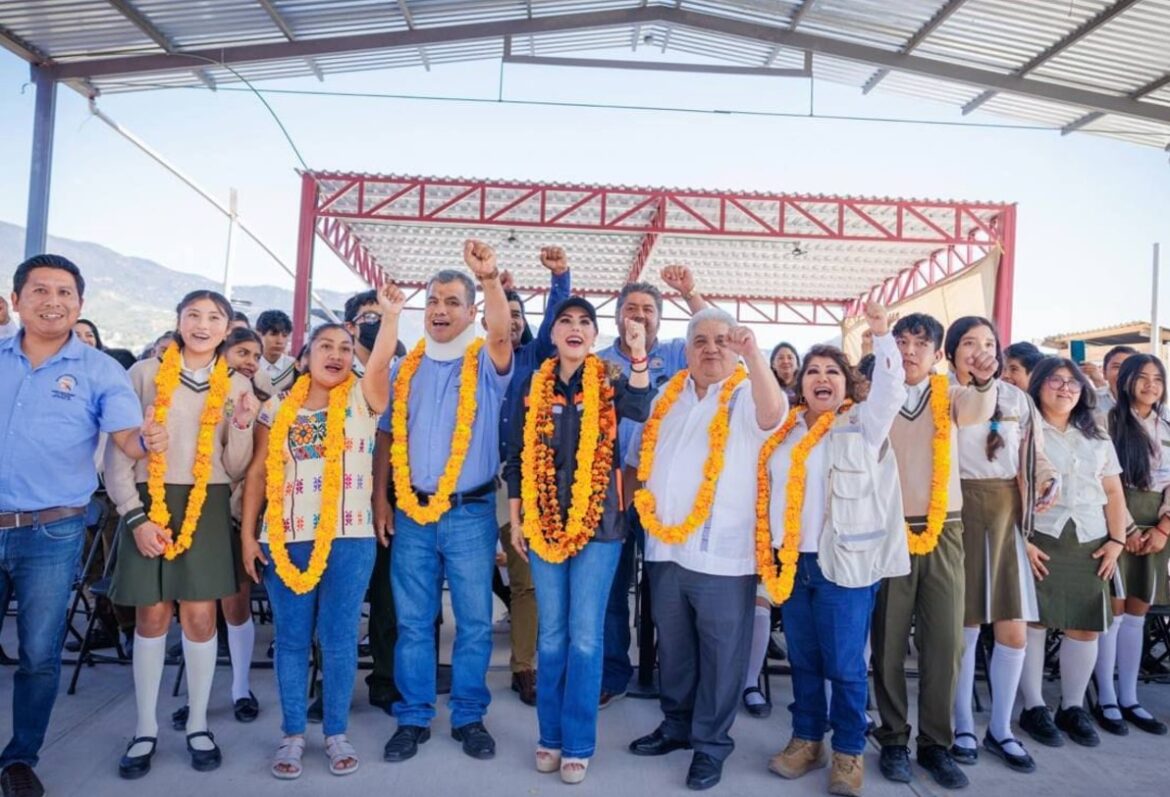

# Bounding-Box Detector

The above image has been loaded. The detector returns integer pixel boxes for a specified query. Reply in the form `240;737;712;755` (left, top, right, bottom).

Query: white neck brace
424;324;478;361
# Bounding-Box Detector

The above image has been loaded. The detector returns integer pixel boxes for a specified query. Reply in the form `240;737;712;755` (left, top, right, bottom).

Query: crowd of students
0;245;1168;797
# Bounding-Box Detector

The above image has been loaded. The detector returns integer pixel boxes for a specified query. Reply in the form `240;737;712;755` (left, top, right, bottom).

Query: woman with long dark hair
1094;354;1170;736
943;317;1056;774
105;290;258;778
74;318;104;350
1017;358;1126;750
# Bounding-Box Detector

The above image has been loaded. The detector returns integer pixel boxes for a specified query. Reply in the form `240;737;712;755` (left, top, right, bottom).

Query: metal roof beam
395;0;431;72
789;0;820;30
502;54;811;77
962;0;1141;114
862;0;970;94
257;0;324;81
1060;70;1170;135
106;0;217;89
0;23;50;63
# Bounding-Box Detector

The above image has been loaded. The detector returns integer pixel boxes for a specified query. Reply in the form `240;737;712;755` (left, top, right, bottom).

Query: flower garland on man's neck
147;343;231;560
908;372;952;555
391;338;484;525
755;402;852;604
520;355;616;562
634;366;747;544
264;373;352;594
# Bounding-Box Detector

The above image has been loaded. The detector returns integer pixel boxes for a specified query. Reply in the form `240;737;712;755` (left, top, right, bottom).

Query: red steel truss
294;171;1016;348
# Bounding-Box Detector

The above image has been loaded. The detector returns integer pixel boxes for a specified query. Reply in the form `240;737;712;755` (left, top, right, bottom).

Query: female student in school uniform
1094;354;1170;737
944;317;1057;774
106;290;258;778
1017;358;1126;750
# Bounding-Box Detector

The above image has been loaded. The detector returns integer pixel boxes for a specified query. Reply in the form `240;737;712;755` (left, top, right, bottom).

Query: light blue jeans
530;540;622;758
0;514;87;768
263;538;376;736
391;500;498;729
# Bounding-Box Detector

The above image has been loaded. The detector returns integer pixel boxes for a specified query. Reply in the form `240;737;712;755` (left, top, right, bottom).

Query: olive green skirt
1033;520;1114;633
1116;488;1170;605
110;483;239;606
960;478;1037;624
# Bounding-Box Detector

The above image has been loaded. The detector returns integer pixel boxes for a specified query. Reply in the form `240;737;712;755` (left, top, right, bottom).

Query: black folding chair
67;516;130;695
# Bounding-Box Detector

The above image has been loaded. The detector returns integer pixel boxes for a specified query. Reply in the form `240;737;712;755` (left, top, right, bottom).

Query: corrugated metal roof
1;0;1167;149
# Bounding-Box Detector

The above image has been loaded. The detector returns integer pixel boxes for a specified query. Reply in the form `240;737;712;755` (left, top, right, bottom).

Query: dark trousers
647;561;755;761
366;538;400;701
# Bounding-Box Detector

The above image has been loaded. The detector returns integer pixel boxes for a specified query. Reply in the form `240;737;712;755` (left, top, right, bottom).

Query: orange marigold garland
520;355;616;563
390;338;485;525
147;343;232;560
908;373;952;555
634;365;747;544
264;373;353;594
755;403;852;604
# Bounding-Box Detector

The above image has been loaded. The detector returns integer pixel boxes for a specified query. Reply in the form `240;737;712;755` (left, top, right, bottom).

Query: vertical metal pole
292;173;317;352
222;188;238;299
1153;242;1162;361
24;65;58;259
992;205;1016;342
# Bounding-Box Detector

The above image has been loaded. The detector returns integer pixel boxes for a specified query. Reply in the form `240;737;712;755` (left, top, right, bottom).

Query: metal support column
992;205;1017;342
292;173;318;351
24;65;58;259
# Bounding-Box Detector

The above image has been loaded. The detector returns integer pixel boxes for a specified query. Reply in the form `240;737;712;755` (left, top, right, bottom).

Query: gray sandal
325;734;359;776
271;736;305;780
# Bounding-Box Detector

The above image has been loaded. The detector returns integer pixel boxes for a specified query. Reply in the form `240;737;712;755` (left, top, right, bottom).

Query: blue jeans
781;554;878;756
530;541;621;758
601;508;641;693
0;515;87;768
391;500;497;728
263;538;376;736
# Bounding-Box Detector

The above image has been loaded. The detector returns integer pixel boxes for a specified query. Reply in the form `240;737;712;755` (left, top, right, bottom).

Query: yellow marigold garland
263;373;353;594
755;403;852;604
147;343;231;560
908;372;952;556
520;355;616;563
391;338;485;525
634;365;747;544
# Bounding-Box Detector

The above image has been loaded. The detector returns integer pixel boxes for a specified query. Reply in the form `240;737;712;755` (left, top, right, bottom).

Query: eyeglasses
1045;375;1083;393
355;312;382;324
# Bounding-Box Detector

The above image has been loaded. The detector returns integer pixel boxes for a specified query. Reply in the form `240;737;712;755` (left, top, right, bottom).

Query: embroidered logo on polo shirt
649;357;664;371
52;374;77;400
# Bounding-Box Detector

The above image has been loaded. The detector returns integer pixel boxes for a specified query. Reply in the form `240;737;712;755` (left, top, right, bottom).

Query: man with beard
598;266;707;707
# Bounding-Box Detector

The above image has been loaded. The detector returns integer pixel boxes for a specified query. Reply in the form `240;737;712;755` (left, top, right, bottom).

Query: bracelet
631;365;649;374
630;355;649;365
1152;526;1169;539
1104;538;1125;548
681;289;695;301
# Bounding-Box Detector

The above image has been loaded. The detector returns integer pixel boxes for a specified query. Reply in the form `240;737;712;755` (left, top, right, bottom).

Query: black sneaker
917;744;969;790
2;762;46;796
451;721;496;760
878;745;912;783
1019;705;1064;747
1054;706;1100;747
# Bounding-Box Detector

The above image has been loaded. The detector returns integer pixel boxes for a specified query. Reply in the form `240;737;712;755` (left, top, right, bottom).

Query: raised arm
858;302;907;449
465;239;512;374
951;346;999;427
661;265;709;314
728;325;785;430
528;246;571;364
360;282;405;415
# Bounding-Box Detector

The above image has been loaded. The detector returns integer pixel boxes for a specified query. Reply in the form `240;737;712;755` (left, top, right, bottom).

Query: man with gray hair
625;308;785;790
378;240;514;765
598;266;708;706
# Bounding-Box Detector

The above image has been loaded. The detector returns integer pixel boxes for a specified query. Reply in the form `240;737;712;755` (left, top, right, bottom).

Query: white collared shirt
957;381;1034;480
903;379;927;413
262;353;297;391
1138;410;1170;492
1033;418;1120;543
767;332;905;551
627;373;784;576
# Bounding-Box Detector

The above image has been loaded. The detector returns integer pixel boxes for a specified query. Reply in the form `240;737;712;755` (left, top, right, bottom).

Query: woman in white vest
761;302;908;797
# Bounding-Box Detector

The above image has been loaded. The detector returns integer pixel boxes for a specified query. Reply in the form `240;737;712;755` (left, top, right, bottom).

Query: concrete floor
3;604;1169;797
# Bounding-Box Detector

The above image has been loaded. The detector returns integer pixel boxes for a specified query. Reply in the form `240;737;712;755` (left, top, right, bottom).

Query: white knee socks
989;644;1026;755
742;606;770;705
1019;626;1048;709
1093;615;1123;720
1059;636;1098;711
953;627;980;748
183;633;218;751
227;618;255;703
130;632;167;757
1117;613;1151;717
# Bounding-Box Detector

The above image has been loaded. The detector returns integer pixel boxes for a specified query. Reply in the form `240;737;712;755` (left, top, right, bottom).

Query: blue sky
1;47;1167;350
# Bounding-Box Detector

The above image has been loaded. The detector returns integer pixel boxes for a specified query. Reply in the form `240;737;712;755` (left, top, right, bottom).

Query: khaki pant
499;522;537;673
872;521;965;751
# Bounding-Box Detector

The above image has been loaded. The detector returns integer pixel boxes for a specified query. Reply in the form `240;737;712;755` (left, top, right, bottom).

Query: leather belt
412;479;497;508
0;506;87;530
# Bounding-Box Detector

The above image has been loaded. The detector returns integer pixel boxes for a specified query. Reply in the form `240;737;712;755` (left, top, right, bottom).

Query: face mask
358;320;381;351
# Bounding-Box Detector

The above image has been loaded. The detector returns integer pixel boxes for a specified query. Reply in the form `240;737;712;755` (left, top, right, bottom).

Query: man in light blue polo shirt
596;265;708;706
0;255;164;797
380;240;513;765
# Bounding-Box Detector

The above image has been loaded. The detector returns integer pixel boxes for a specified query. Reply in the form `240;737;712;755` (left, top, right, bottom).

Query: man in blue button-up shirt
0;255;164;797
596;265;708;705
379;240;514;765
